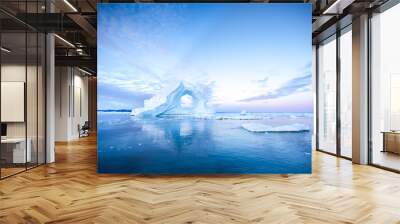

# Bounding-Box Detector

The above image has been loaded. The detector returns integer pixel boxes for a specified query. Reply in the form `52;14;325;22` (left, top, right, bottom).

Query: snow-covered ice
241;123;310;133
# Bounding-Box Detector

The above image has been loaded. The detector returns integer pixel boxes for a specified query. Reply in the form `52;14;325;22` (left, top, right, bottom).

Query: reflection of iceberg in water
241;123;310;133
135;118;215;153
131;82;214;118
180;121;192;137
141;123;166;142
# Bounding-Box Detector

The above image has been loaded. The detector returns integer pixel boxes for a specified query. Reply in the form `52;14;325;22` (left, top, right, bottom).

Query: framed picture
98;3;312;174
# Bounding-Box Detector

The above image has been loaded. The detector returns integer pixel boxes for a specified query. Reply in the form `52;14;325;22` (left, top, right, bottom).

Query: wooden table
381;131;400;154
1;138;31;164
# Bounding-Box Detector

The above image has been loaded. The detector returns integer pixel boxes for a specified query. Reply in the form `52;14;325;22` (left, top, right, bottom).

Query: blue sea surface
97;112;312;174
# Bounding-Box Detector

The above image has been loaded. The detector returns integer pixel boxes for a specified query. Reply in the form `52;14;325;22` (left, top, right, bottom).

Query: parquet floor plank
0;135;400;223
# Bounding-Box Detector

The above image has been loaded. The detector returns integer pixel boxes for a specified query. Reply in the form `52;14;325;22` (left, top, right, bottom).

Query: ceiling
0;0;391;75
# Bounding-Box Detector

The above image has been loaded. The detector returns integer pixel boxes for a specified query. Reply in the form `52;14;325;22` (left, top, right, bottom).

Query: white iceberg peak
131;81;214;118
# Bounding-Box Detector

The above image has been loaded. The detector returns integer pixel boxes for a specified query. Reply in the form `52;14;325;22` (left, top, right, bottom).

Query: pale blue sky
98;3;312;112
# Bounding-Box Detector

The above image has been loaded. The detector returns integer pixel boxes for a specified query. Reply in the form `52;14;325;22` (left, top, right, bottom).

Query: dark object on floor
1;123;7;137
79;121;90;138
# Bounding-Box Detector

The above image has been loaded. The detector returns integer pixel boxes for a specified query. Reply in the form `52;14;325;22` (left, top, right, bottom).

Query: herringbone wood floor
1;135;400;224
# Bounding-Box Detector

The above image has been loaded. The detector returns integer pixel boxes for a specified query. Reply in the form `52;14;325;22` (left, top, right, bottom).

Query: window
370;3;400;171
317;36;337;154
339;27;352;158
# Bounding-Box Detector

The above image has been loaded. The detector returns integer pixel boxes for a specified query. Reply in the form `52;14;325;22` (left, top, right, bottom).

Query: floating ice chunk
241;123;270;132
268;123;310;132
241;123;310;133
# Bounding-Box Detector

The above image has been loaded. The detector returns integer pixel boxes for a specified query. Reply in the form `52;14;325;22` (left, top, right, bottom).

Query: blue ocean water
97;112;312;174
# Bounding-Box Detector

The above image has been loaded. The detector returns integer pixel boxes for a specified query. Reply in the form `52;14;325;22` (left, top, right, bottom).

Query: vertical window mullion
25;0;28;171
316;45;320;150
336;29;341;157
0;22;2;179
36;0;39;167
367;11;373;165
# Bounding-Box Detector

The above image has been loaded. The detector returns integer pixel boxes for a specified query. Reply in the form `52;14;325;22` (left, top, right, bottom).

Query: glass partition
1;31;28;177
0;1;46;179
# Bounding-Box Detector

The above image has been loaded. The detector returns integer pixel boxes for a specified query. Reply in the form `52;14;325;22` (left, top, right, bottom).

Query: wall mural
98;3;313;174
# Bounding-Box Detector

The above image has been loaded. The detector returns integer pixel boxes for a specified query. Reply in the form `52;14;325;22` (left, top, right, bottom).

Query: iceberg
131;82;214;118
241;123;310;133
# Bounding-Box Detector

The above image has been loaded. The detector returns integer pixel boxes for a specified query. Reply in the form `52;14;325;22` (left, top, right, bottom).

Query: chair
79;121;90;138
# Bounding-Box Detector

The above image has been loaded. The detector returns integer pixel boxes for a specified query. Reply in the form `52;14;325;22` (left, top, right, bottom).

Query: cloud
99;75;162;94
240;72;311;102
252;76;269;87
98;81;154;110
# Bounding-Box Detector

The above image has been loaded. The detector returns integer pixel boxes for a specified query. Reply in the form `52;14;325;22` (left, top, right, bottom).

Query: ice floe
241;123;310;133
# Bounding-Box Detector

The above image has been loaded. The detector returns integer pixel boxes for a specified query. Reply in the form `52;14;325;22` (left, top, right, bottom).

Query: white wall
70;72;89;138
55;66;70;141
55;67;89;141
1;65;27;140
1;65;42;137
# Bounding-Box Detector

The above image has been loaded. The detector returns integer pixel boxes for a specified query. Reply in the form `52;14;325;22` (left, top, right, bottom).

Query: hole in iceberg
180;94;194;108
